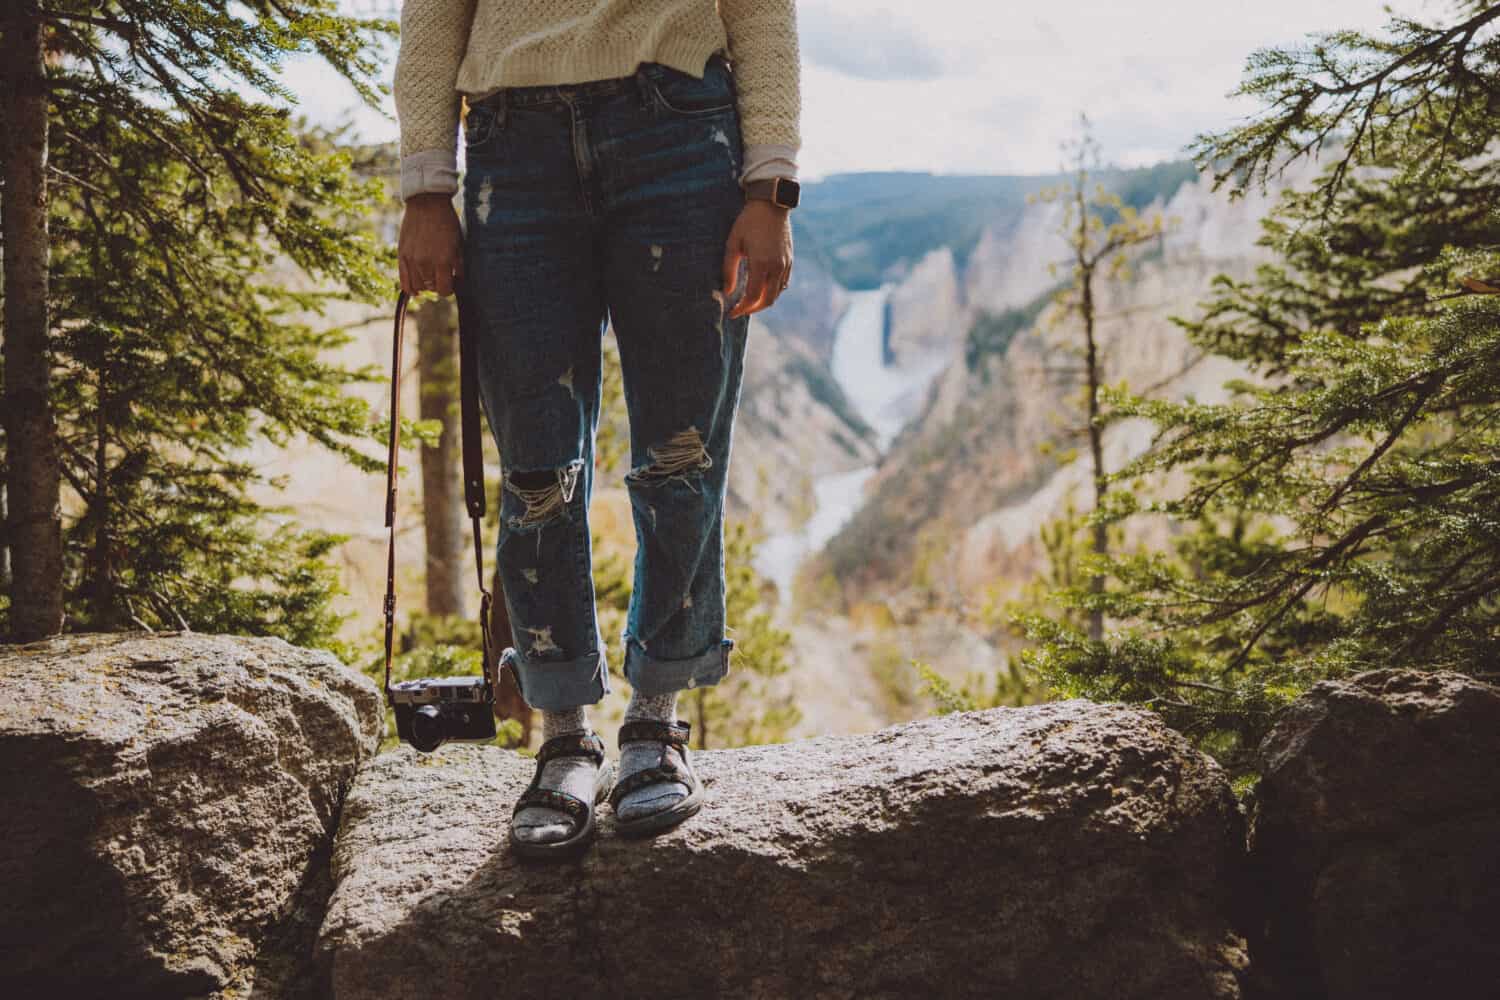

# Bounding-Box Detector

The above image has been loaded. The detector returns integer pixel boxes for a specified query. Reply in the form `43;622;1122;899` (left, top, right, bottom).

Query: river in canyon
755;282;950;603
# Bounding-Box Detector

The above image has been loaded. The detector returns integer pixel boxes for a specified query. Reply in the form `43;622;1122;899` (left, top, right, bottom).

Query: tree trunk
85;371;118;630
415;297;467;617
1082;266;1108;644
488;563;532;746
0;486;10;590
694;688;709;749
1;4;64;641
1076;182;1107;645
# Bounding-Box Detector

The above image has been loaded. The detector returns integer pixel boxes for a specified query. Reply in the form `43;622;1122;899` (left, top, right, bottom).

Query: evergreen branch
1159;676;1237;696
1198;5;1500;200
1133;349;1210;400
1227;513;1388;670
1318;372;1443;514
45;163;112;198
39;8;137;35
1394;569;1500;659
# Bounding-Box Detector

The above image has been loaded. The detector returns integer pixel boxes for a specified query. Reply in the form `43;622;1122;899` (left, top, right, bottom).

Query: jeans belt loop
633;65;653;111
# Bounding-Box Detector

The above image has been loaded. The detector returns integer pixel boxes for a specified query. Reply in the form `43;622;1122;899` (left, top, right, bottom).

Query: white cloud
792;0;1438;179
798;1;947;81
279;0;1445;179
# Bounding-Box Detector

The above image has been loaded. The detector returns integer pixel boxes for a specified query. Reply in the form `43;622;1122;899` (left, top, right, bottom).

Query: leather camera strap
383;287;496;704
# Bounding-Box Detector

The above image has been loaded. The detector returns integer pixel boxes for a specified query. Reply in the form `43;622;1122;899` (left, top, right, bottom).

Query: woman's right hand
398;192;464;296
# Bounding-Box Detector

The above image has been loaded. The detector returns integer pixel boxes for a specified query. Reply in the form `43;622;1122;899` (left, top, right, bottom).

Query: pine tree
1033;114;1169;641
1;2;400;645
1018;2;1500;777
1;3;64;639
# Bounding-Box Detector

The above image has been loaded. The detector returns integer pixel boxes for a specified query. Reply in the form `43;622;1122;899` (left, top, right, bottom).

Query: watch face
776;178;801;208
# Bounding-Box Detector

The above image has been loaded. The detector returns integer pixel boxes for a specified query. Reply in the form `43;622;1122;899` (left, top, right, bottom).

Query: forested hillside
794;162;1198;290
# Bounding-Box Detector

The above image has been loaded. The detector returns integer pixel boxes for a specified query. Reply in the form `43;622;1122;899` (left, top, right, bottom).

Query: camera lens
409;704;445;753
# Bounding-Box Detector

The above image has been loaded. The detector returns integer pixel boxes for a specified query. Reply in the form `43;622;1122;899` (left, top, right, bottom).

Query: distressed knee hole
626;426;712;486
503;460;583;529
521;624;562;658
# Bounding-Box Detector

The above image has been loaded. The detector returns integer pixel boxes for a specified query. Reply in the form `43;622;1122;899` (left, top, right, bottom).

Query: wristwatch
743;177;800;210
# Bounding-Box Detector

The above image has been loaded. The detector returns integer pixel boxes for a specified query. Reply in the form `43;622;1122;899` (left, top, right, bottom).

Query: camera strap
382;287;496;705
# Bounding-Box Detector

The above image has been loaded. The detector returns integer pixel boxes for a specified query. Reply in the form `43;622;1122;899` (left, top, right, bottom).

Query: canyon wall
820;160;1317;610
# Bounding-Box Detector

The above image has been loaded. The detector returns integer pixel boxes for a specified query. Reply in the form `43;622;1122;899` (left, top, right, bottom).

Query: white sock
512;706;599;844
616;689;689;822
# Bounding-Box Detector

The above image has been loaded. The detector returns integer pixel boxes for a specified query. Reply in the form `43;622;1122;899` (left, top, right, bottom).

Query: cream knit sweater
393;0;801;202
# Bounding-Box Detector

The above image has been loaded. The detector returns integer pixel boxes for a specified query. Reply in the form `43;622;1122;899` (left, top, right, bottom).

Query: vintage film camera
381;288;504;753
390;675;497;753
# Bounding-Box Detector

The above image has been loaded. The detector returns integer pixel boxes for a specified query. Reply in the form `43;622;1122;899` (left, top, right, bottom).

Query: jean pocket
644;59;736;118
463;99;505;149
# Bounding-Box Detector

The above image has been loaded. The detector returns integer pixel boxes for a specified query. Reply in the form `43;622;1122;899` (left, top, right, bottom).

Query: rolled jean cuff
623;636;734;697
502;644;611;711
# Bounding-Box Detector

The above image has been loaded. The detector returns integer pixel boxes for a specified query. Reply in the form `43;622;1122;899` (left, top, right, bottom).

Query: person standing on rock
394;0;802;857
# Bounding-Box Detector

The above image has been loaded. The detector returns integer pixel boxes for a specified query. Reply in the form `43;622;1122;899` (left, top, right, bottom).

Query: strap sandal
607;718;704;838
508;730;615;860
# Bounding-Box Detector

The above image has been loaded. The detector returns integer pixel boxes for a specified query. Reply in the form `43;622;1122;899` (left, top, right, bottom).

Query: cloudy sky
282;0;1438;180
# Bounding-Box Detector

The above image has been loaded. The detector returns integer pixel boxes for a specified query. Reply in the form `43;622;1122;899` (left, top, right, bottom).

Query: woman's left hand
722;199;793;318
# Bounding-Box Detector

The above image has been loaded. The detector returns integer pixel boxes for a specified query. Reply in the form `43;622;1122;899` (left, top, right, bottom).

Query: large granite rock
0;631;383;998
318;701;1247;999
1249;669;1500;1000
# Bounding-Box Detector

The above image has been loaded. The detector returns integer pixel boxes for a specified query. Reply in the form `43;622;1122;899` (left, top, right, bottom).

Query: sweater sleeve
393;0;478;202
719;0;802;186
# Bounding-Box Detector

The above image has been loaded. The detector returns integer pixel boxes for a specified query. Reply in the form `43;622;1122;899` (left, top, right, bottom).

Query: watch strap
743;177;798;209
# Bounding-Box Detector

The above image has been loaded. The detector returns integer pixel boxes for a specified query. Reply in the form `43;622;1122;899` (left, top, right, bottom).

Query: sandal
508;730;615;860
608;719;704;837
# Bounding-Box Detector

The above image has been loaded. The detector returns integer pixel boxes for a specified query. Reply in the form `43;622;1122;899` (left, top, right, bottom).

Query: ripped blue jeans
456;51;749;711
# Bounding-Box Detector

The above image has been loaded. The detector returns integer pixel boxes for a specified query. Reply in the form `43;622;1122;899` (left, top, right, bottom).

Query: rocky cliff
0;631;382;998
758;241;852;365
818;160;1317;608
318;696;1248;1000
737;319;882;530
4;634;1495;998
885;243;965;367
1248;670;1500;1000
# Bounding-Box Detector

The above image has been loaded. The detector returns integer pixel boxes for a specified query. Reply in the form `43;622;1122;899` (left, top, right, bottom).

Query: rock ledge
319;699;1247;999
0;631;382;997
1250;669;1500;999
